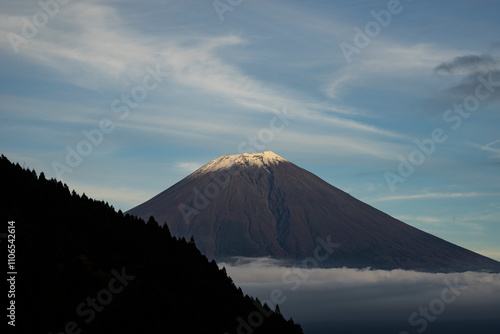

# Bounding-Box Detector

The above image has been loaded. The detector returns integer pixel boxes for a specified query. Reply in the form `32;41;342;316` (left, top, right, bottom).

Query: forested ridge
0;155;303;334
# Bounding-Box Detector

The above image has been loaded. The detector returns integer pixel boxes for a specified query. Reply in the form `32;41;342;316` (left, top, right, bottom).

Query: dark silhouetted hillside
0;155;303;334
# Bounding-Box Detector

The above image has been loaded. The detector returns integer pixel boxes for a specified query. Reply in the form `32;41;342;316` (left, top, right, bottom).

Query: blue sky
1;0;499;260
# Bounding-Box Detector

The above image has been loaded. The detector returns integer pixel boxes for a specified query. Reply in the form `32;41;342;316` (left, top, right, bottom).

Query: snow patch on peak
237;151;286;167
190;151;287;176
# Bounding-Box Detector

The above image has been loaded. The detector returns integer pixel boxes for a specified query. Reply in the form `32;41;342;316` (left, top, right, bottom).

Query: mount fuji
127;151;500;272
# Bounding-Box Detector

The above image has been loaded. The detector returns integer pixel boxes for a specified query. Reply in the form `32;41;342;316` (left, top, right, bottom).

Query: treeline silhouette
0;155;303;334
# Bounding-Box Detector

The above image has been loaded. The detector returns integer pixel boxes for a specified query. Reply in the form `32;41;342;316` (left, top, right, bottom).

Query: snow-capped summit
238;151;287;166
190;151;287;177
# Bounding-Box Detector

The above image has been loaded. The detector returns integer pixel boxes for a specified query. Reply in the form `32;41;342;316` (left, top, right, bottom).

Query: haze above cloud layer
0;0;499;261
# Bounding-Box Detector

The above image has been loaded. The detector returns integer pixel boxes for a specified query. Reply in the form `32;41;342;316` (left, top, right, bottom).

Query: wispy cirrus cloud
394;215;445;224
61;182;154;211
369;192;500;203
0;1;401;142
324;42;461;99
466;140;500;160
477;139;500;158
176;161;203;174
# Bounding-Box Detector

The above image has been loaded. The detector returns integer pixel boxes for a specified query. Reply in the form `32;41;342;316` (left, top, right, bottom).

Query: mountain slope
0;155;303;334
128;151;500;273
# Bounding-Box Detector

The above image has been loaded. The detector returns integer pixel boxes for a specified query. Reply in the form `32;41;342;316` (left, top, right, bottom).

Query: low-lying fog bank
220;257;500;334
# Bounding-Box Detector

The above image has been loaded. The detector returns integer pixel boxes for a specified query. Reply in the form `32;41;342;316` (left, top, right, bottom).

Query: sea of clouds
220;257;500;334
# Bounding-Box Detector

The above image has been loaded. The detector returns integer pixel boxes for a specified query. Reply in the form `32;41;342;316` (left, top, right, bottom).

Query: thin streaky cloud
481;139;500;157
68;182;155;210
369;192;500;203
325;43;463;98
394;215;445;224
176;162;203;174
467;140;500;158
